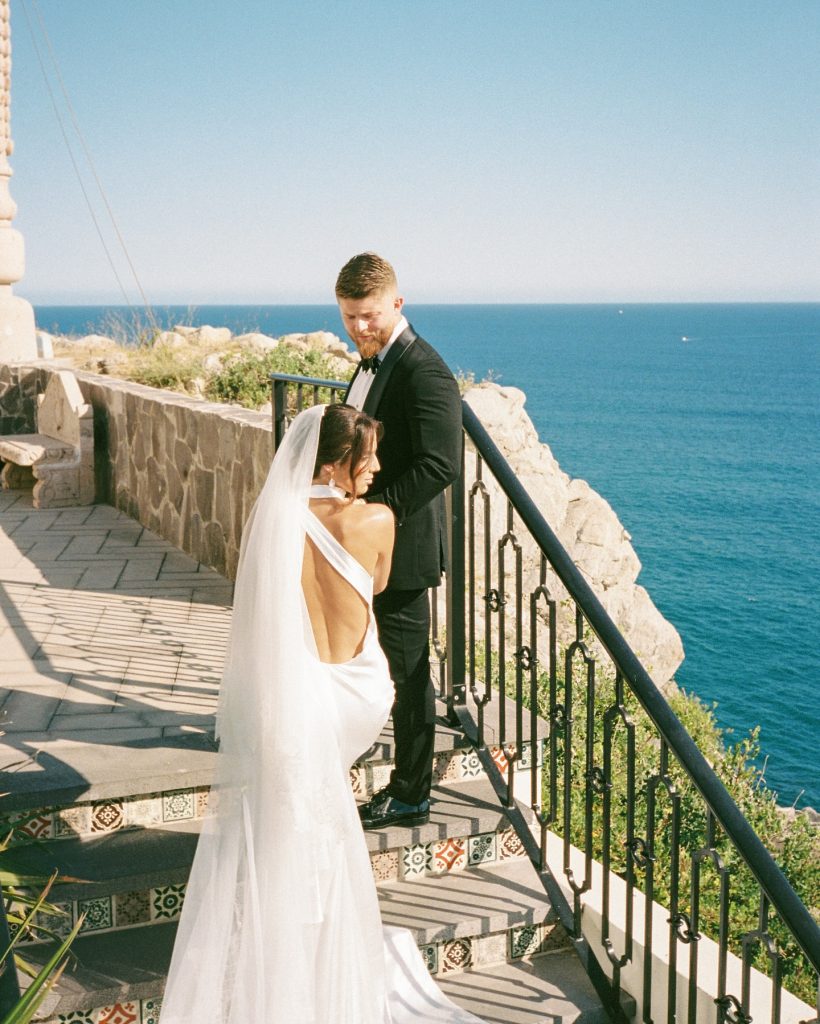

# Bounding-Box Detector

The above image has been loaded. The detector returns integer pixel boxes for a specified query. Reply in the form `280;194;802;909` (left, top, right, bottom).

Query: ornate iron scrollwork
625;836;655;869
715;994;752;1024
669;911;700;943
552;703;566;729
484;588;505;612
586;766;611;794
514;645;532;670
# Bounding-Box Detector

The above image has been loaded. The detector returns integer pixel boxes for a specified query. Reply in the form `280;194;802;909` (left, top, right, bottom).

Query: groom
337;253;462;830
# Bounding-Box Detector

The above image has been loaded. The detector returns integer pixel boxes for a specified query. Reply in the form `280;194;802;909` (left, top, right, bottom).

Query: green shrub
126;346;207;393
206;347;353;410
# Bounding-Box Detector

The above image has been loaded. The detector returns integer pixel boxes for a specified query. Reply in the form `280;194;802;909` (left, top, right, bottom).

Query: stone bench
0;370;94;508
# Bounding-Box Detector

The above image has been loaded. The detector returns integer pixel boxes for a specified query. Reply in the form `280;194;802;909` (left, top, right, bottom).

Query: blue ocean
35;303;820;808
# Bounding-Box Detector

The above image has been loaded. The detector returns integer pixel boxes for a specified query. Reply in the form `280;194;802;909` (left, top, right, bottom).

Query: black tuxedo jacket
345;324;462;590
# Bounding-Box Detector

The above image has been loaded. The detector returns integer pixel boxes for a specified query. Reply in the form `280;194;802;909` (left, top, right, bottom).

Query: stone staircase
5;705;615;1023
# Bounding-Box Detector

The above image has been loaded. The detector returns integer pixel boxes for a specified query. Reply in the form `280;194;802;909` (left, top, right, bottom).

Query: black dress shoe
358;787;430;830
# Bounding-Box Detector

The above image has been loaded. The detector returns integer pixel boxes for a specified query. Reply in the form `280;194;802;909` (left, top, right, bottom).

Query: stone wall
0;360;42;434
0;362;273;579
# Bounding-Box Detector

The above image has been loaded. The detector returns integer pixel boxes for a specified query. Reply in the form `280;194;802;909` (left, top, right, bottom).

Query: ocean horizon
33;301;820;808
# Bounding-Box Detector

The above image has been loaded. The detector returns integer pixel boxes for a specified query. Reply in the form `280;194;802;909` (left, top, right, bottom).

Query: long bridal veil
161;405;352;1023
161;404;485;1024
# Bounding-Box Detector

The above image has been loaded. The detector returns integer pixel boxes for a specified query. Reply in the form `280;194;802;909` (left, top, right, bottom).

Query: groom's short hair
335;253;397;299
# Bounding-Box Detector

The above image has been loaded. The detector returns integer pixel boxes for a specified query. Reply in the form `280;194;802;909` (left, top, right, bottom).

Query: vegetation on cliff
530;653;819;1003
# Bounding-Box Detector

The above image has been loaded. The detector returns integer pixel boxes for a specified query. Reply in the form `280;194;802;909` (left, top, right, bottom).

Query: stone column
0;0;36;362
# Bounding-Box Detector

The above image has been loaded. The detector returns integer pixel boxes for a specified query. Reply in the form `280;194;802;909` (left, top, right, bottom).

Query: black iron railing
271;373;820;1024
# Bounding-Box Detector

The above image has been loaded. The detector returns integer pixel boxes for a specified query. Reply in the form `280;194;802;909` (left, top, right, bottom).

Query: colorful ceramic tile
162;789;195;822
114;890;151;927
140;999;163;1024
419;943;438;975
519;739;545;770
467;832;497;866
459;749;482;779
472;930;508;967
5;915;26;945
57;1011;94;1023
519;741;535;770
124;794;163;829
54;805;92;838
90;800;124;833
489;745;510;773
349;767;365;798
96;1004;139;1024
369;764;392;791
401;843;432;880
433;751;461;784
16;812;54;841
440;937;472;974
78;896;113;933
431;837;466;874
497;827;526;860
151;885;186;920
510;923;543;959
194;787;210;818
35;901;74;942
541;921;570;952
370;850;399;883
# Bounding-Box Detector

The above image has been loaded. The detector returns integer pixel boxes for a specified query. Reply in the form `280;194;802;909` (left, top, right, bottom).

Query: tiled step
7;780;535;943
22;907;588;1024
363;777;510;854
0;732;217;818
15;851;564;977
438;954;616;1024
2;723;536;848
352;694;547;801
379;857;569;977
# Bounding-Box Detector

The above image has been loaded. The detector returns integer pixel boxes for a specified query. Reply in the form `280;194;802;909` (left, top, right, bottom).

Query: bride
160;403;484;1022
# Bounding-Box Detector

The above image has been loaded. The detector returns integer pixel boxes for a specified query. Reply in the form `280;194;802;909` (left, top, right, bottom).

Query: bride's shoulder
350;500;394;535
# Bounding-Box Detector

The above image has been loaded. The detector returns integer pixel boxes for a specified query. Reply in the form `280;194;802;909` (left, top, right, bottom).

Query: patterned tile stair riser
351;740;545;800
3;741;545;846
2;788;211;846
41;998;161;1024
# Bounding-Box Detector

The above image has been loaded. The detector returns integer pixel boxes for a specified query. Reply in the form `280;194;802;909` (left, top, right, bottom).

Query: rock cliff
462;382;684;690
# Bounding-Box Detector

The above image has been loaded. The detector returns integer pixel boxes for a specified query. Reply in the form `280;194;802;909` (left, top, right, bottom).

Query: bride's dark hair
313;404;382;498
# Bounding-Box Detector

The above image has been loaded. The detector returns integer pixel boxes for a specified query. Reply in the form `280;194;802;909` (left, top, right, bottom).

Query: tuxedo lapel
362;326;417;416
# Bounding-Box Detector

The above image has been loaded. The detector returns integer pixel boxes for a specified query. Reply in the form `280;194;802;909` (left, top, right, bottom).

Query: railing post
446;443;466;709
272;378;287;451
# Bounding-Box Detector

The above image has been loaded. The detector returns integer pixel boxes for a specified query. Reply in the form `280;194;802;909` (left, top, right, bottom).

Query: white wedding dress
160;405;484;1023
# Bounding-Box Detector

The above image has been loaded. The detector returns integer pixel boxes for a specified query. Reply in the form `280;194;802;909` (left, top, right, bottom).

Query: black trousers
373;587;435;805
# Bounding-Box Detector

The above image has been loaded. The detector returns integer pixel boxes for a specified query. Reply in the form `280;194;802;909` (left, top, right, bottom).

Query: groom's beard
355;337;387;360
349;321;398;360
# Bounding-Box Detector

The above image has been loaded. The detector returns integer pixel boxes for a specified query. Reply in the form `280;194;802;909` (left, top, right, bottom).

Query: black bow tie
359;354;381;373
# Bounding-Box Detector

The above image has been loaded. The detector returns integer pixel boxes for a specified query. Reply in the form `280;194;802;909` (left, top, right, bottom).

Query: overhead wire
21;0;154;322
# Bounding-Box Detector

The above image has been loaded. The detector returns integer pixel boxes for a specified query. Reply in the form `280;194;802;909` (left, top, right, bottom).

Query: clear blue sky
10;0;820;305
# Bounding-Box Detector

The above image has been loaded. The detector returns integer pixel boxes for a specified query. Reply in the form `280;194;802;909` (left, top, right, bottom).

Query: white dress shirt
346;315;409;411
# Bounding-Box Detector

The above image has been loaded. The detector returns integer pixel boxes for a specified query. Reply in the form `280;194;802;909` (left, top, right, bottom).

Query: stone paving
0;489;232;808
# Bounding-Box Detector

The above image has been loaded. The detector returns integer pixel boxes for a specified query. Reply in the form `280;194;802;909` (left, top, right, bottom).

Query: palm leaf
0;913;84;1024
0;875;57;970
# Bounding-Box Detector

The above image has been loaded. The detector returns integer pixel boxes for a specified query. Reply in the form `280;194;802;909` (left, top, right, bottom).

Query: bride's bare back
302;498;394;664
